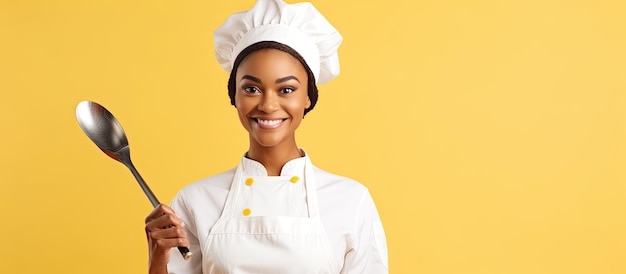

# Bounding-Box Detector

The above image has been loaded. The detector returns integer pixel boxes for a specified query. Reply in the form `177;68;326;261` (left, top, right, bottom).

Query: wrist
148;264;168;274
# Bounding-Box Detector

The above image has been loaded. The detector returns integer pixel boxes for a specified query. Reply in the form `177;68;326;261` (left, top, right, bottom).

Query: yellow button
290;176;299;183
245;178;254;186
242;208;251;216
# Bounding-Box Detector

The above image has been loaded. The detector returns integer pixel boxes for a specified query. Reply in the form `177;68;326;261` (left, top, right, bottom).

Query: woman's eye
281;87;295;94
243;86;261;94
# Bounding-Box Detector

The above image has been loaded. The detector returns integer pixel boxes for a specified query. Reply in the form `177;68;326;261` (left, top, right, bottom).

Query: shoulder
177;168;234;195
312;165;372;211
313;165;369;194
171;168;235;210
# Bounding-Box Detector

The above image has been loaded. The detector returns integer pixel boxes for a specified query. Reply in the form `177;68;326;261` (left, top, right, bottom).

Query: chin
251;132;291;148
254;138;283;148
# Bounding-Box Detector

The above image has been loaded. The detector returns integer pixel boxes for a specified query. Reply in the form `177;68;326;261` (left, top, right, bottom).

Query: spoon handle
178;247;193;260
118;148;193;260
125;159;161;207
127;162;194;260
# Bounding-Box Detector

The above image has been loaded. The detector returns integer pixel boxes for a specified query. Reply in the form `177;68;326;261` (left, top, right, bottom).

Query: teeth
257;119;282;126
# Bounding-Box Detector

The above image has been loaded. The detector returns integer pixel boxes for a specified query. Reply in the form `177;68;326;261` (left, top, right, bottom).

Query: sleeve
341;189;389;274
166;191;203;274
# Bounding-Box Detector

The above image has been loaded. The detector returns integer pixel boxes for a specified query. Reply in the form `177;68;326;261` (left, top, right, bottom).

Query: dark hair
227;41;319;116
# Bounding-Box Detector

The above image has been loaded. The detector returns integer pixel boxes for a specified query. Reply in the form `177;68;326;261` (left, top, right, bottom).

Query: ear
305;97;311;109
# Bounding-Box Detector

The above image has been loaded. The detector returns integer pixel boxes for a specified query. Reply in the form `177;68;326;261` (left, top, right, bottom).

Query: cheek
235;96;252;123
234;92;252;112
285;98;308;117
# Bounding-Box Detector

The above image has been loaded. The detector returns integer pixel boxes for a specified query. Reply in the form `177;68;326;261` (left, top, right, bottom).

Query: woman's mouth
253;118;286;129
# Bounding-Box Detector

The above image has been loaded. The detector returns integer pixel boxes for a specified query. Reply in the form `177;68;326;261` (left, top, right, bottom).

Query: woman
144;1;388;273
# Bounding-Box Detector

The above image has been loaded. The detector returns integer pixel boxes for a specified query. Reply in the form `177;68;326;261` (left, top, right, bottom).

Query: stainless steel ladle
75;100;192;260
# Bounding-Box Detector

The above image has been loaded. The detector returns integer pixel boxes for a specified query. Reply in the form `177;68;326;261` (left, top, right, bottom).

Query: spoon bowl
75;101;128;162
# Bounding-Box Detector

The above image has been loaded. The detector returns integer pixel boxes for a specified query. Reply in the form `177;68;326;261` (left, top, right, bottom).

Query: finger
153;237;190;250
144;204;176;223
149;227;190;249
149;226;188;242
146;214;185;232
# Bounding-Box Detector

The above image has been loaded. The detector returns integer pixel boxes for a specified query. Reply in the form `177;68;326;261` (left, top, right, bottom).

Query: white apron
201;156;338;274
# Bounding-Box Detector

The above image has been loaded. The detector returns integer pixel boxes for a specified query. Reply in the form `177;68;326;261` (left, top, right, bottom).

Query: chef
144;0;388;273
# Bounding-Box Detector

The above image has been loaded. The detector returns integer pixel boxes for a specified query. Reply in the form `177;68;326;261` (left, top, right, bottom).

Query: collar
240;151;308;177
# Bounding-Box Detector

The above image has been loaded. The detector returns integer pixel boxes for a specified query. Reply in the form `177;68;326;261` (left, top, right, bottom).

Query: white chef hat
214;0;343;84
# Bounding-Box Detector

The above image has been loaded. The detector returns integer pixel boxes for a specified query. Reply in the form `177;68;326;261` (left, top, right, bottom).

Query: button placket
243;177;254;216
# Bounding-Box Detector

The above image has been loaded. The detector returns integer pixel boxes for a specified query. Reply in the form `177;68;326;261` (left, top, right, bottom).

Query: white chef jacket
167;154;388;273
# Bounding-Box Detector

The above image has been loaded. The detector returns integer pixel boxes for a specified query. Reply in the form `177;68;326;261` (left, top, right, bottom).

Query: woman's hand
145;204;189;274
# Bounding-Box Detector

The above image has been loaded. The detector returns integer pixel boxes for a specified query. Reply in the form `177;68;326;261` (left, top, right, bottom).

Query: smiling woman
142;0;388;273
235;45;312;171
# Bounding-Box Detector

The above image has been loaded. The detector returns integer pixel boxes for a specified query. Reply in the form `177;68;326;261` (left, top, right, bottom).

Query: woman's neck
246;142;303;176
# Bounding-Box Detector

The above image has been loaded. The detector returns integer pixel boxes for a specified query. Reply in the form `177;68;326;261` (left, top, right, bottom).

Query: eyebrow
240;75;300;84
275;76;300;84
241;75;262;83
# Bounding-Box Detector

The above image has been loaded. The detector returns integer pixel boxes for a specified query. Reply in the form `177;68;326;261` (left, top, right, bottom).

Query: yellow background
1;0;625;273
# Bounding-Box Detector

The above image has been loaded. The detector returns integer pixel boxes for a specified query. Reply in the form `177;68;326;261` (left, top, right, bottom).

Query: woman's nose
258;92;279;113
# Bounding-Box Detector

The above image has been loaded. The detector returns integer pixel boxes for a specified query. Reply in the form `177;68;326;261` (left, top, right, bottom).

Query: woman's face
234;48;311;149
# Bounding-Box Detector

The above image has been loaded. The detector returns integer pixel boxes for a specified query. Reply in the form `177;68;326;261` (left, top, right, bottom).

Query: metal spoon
75;100;193;260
